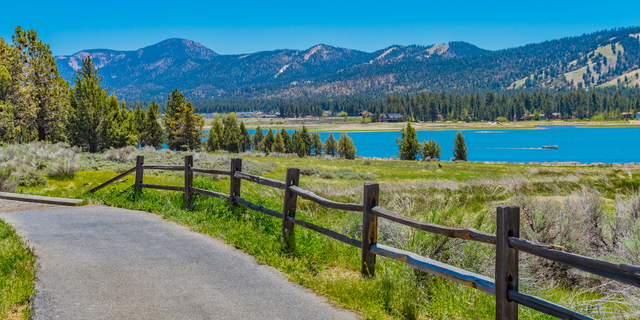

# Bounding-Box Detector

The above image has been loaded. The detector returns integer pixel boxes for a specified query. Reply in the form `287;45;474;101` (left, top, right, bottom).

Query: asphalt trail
2;205;356;320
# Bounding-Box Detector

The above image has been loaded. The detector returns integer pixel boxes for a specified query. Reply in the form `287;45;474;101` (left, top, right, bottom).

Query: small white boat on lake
541;145;558;149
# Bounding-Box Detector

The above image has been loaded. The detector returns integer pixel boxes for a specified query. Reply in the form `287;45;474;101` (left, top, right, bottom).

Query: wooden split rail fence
91;155;640;320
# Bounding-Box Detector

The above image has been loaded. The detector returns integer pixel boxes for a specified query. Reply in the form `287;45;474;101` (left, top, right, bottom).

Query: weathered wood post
184;155;193;204
361;182;380;277
134;155;144;193
496;205;520;320
229;158;243;204
281;167;300;252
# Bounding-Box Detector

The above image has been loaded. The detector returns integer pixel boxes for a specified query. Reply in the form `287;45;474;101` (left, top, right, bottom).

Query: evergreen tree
453;131;467;161
273;133;285;153
261;129;275;154
422;139;441;160
12;27;69;142
311;132;323;155
252;125;264;150
163;89;187;150
118;107;139;147
68;57;107;153
206;126;219;152
166;101;204;151
227;131;239;153
211;118;224;150
300;125;312;155
222;112;239;151
134;103;146;144
99;94;120;149
324;133;337;156
396;122;421;160
337;132;356;159
295;134;305;158
280;129;292;153
239;121;252;152
143;101;163;149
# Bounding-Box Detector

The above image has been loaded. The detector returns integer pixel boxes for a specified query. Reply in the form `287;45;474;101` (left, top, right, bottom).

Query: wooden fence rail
91;155;640;320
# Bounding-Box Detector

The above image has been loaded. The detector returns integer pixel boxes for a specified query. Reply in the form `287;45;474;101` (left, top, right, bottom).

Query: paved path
1;204;357;320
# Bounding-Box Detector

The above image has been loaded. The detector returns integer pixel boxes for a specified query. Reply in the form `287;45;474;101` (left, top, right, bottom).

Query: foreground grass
15;154;640;319
0;219;36;319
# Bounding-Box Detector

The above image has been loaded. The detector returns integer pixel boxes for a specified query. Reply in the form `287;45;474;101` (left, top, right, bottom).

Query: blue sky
2;0;640;56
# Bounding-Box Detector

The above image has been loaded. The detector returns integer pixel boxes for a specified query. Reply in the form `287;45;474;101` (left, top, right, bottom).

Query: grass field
3;144;640;319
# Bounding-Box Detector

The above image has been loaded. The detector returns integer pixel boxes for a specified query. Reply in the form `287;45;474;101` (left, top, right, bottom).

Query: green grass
0;219;36;319
12;153;640;319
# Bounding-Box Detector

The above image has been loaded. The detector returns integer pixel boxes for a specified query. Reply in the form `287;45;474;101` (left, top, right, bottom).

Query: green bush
496;117;509;122
18;171;47;187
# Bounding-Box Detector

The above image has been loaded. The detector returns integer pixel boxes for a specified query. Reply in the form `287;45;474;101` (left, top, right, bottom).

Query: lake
247;126;640;163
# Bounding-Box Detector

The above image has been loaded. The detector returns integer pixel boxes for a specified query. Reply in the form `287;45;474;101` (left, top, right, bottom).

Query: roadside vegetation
0;219;36;319
1;143;639;319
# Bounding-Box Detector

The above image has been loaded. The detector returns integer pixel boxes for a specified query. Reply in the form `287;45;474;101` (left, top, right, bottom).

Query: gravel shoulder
1;205;357;320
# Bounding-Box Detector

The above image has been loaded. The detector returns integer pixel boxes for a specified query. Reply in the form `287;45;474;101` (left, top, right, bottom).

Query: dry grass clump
0;166;17;192
102;146;136;163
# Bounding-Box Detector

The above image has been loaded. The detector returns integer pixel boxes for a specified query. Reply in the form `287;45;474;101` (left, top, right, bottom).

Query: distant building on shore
378;113;403;122
636;112;640;120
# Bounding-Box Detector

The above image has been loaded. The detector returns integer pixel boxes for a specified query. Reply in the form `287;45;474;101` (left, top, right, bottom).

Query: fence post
230;158;242;204
184;155;193;204
281;167;300;252
361;182;380;277
496;205;520;320
134;155;144;193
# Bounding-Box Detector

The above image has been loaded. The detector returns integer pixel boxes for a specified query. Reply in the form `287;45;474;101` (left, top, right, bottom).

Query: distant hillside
54;27;640;101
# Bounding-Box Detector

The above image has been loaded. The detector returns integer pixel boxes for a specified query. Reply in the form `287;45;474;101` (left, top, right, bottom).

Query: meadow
1;143;640;319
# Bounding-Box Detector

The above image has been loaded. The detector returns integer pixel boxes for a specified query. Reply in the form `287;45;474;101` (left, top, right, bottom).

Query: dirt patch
0;199;64;214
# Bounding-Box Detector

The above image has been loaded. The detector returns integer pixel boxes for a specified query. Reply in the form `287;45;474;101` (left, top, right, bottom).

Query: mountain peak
138;38;218;60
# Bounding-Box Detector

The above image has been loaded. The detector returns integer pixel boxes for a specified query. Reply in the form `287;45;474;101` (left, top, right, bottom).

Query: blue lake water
245;126;640;163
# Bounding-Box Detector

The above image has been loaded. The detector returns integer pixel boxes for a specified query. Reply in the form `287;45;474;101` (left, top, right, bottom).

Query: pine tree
206;127;219;152
12;27;69;142
227;131;239;153
119;107;139;147
295;134;305;158
396;122;421;160
163;89;187;150
311;132;323;155
143;101;163;149
453;131;467;161
170;102;204;151
422;139;441;160
68;57;107;153
280;129;292;153
261;129;275;154
324;133;337;156
222;112;239;151
273;133;285;153
239;121;252;152
211;118;224;150
300;125;312;155
134;103;146;145
337;132;356;159
252;125;264;150
99;94;120;149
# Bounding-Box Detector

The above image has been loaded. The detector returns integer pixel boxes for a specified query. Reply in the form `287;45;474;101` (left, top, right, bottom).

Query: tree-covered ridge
52;27;640;101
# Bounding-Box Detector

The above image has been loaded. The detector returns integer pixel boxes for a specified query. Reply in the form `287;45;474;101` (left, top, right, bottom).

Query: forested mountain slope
54;27;640;101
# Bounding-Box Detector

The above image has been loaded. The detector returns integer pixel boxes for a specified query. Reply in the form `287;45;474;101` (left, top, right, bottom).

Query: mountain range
54;27;640;101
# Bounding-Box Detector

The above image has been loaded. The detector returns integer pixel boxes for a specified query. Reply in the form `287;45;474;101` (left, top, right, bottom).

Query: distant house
379;113;403;122
621;112;632;120
636;112;640;120
522;113;534;121
323;111;332;117
551;113;562;119
539;113;548;120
